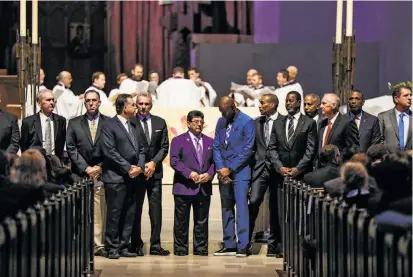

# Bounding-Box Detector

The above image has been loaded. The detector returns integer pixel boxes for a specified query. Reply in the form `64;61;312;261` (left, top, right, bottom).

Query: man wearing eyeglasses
170;110;215;256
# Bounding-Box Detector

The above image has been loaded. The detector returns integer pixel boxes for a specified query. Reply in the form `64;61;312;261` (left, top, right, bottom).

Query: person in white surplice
156;67;202;108
108;73;128;102
119;64;149;102
26;68;48;117
274;68;304;116
188;67;217;107
52;71;85;121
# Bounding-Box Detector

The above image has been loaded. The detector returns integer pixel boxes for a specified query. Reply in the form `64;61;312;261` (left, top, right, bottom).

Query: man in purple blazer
170;110;215;256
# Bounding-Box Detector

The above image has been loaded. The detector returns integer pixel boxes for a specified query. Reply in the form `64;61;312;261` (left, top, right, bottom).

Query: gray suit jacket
378;108;412;151
345;111;382;152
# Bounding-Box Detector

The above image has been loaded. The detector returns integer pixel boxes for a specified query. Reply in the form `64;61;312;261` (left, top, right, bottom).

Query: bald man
213;96;255;257
52;71;85;120
231;69;258;107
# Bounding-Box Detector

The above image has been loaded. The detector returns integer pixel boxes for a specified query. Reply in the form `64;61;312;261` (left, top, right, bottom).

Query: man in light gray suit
378;86;412;151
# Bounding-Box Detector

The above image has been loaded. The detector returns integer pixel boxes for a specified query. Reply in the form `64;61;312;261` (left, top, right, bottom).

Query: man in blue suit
213;96;255;257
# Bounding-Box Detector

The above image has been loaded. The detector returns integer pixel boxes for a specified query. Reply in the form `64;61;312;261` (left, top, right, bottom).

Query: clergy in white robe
275;69;304;115
230;68;258;107
156;67;202;108
108;73;128;103
52;71;84;121
25;68;47;117
188;67;217;107
118;64;149;102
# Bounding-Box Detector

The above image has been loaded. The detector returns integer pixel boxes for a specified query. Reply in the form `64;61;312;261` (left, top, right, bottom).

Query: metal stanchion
85;179;96;277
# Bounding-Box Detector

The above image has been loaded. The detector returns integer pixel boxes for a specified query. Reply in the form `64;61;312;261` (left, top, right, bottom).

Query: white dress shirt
322;112;339;145
395;109;411;147
39;112;55;155
116;115;129;131
285;112;301;140
266;112;279;139
313;114;319;123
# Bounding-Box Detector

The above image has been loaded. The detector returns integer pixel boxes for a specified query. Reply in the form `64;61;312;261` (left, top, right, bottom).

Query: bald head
247;69;258;85
57;71;72;88
287;66;298;80
219;96;237;120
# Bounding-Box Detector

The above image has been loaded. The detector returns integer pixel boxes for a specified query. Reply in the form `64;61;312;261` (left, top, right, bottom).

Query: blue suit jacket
213;111;255;181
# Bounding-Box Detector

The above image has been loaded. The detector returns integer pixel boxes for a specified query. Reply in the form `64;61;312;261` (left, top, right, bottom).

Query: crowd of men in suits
0;69;411;259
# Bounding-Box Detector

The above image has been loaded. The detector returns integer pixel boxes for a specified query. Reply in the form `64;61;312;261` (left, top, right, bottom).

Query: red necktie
323;120;332;147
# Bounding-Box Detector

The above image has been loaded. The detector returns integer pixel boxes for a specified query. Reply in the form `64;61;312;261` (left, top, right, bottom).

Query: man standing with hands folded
102;94;146;259
170;110;215;256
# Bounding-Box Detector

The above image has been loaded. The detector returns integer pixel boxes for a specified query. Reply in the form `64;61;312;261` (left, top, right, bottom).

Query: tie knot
288;114;294;120
46;118;51;122
400;113;404;119
142;117;147;122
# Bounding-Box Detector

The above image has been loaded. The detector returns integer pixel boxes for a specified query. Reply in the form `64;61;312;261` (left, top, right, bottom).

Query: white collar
267;112;279;121
287;112;301;121
116;114;128;125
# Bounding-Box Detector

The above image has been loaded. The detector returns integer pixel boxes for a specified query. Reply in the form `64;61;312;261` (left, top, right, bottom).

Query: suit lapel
282;117;289;149
80;115;93;145
95;116;104;144
150;116;157;146
288;114;305;149
389;109;399;140
327;114;342;144
258;116;266;146
115;117;136;150
34;113;43;142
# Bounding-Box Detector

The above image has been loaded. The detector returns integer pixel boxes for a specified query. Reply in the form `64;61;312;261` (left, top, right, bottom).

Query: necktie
288;115;294;141
354;118;360;129
90;119;96;143
225;123;232;146
195;137;203;166
126;121;136;149
44;118;52;155
323;120;332;147
142;118;151;144
264;117;271;146
399;113;405;150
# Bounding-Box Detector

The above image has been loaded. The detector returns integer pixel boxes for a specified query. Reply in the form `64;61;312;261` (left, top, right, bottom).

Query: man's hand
198;173;211;183
90;165;102;179
144;161;156;180
189;172;200;183
279;167;291;177
289;168;299;178
131;92;138;97
217;168;231;178
78;94;85;100
129;165;142;178
218;175;232;184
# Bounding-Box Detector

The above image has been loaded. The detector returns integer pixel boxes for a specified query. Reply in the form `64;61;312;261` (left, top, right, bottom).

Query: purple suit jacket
170;131;215;196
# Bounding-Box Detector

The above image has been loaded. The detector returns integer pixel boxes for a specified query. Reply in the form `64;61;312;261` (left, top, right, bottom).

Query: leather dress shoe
267;245;283;258
119;250;137;258
150;248;170;256
106;252;120;259
193;250;208;256
94;248;107;257
131;246;144;256
174;251;188;256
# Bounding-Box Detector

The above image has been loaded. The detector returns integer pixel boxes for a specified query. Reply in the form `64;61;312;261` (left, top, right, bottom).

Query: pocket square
208;146;212;150
155;130;162;132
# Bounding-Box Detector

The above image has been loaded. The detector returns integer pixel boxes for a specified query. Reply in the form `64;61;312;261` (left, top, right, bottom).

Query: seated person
340;161;370;208
304;145;340;188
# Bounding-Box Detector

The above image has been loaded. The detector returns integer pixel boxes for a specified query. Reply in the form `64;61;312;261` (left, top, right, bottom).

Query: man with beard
345;90;381;152
248;94;284;257
66;90;109;256
20;89;67;160
378;86;412;151
213;96;255;257
119;64;149;101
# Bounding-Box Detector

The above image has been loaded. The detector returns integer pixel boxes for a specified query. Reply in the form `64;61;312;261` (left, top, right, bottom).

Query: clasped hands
189;172;211;183
129;161;156;180
279;167;299;178
217;168;232;184
85;165;102;179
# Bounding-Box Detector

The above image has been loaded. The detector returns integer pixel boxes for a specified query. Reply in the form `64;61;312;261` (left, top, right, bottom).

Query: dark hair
84;90;100;100
341;145;361;163
117;73;128;81
392;85;412;104
188;67;199;73
115;94;133;115
305;93;321;105
262;93;279;106
278;69;289;81
148;70;158;76
366;144;390;162
287;91;302;102
173;67;185;75
352;89;364;100
187;110;204;122
319;145;339;166
91;72;104;83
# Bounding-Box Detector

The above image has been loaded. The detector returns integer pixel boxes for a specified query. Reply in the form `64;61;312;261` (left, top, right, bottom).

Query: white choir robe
199;81;217;107
52;83;85;121
119;78;149;102
233;85;274;107
25;84;47;117
156;78;202;108
85;86;114;117
108;88;120;101
274;82;304;116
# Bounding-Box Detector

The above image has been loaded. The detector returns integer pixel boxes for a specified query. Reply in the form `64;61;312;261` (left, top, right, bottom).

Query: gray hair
324;93;341;112
10;149;47;188
36;89;53;103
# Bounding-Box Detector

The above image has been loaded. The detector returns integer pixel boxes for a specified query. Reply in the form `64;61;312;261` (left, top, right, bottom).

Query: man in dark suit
20;89;66;160
318;93;359;156
304;93;324;125
248;93;284;257
213;96;255;257
130;92;170;256
170;110;215;256
102;94;146;259
0;92;19;154
303;145;341;188
66;90;109;256
378;86;412;151
345;90;381;152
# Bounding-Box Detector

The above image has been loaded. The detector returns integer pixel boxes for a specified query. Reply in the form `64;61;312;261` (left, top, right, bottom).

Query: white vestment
119;78;149;102
25;84;47;117
197;81;217;107
52;83;84;121
274;82;304;116
232;84;274;107
156;78;202;108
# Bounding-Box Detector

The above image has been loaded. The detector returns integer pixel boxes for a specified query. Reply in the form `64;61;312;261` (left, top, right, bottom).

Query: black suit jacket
66;113;109;176
267;113;318;176
0;109;20;154
345;111;381;152
251;114;284;181
101;116;146;184
318;113;359;153
132;114;169;180
20;113;67;158
303;165;340;188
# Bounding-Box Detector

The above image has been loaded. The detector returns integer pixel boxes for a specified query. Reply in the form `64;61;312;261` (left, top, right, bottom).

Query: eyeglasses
190;120;205;125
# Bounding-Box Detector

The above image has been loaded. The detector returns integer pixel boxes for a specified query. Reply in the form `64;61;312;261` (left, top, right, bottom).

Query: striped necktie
225;123;232;146
287;115;294;141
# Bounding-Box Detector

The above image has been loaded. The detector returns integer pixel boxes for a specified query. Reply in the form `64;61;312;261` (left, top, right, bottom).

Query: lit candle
335;0;343;44
32;0;38;44
20;0;26;36
346;0;353;36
